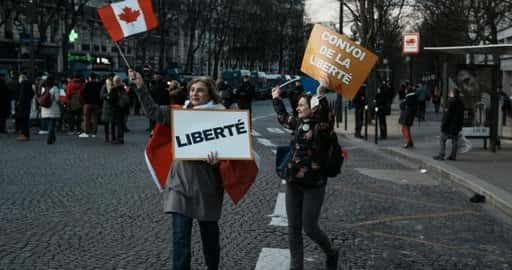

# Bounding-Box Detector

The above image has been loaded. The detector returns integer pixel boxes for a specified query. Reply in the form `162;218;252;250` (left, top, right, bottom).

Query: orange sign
301;24;378;100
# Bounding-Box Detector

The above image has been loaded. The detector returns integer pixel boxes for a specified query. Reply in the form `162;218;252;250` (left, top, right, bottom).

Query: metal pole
335;0;344;127
374;106;378;144
29;0;36;79
409;56;414;83
364;105;368;140
344;104;348;131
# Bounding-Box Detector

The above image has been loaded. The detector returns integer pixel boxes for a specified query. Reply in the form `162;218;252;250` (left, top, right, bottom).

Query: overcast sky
305;0;356;33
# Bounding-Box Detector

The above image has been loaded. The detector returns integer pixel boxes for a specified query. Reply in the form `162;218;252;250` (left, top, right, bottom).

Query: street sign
403;33;420;54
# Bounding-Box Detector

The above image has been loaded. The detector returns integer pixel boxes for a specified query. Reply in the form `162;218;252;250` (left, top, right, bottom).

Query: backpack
38;87;52;108
325;132;344;177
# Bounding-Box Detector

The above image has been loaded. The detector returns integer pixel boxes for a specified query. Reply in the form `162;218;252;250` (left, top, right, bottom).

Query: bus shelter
424;44;512;152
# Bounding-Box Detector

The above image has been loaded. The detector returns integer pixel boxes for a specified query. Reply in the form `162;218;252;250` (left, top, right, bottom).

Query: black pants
439;132;458;158
378;113;387;138
286;183;334;270
355;107;364;135
0;115;7;132
16;114;30;137
69;109;82;132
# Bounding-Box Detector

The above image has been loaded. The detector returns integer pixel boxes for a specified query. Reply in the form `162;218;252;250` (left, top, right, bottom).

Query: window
94;45;99;52
82;44;90;51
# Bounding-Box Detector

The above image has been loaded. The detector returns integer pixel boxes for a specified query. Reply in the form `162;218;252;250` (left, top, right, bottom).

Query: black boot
326;249;339;270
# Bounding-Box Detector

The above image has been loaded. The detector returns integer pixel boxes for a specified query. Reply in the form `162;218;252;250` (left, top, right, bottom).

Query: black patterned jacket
273;95;332;187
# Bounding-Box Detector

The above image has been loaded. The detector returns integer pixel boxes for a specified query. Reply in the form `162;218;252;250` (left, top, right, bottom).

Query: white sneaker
78;133;89;138
38;130;48;135
91;134;97;138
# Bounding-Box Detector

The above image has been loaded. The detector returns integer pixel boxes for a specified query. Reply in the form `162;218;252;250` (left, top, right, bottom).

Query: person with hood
40;76;61;144
130;69;225;270
106;76;127;144
433;88;465;161
168;80;187;106
15;74;34;141
271;78;339;270
235;75;255;112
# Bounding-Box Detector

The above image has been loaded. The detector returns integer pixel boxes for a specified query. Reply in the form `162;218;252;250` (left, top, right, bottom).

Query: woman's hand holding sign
207;151;219;165
317;76;329;96
272;86;281;100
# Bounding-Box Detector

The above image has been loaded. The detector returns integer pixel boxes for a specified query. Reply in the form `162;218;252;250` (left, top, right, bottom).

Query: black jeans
171;213;220;270
112;119;124;142
69;109;82;132
355;107;364;135
378;113;387;138
286;184;334;270
439;132;458;158
46;118;57;143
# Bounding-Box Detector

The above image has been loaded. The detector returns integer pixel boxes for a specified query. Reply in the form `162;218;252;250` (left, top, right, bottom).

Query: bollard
344;104;348;131
364;105;368;141
374;107;379;144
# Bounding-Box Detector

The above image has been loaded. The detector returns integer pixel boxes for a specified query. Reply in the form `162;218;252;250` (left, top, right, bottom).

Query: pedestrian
235;75;255;113
130;70;224;270
415;82;427;121
216;77;235;109
353;83;366;138
40;76;61;145
108;76;128;144
374;82;391;139
168;80;187;106
271;78;339;270
79;73;102;138
66;74;85;135
288;80;304;117
6;70;19;120
399;85;417;148
433;88;465;161
15;74;34;141
148;72;168;131
432;86;441;114
101;77;114;143
0;74;10;133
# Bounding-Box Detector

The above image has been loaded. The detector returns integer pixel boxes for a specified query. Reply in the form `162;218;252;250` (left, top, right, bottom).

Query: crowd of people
0;68;257;145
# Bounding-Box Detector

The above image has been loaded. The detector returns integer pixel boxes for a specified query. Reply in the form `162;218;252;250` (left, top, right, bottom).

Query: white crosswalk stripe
257;138;276;147
254;248;290;270
252;130;262;137
266;128;285;134
268;192;287;226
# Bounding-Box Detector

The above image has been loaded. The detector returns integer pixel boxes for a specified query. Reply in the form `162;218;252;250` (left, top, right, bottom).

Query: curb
336;133;512;218
382;147;512;218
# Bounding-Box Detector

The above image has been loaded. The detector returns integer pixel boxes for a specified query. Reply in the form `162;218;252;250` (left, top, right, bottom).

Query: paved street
1;98;512;270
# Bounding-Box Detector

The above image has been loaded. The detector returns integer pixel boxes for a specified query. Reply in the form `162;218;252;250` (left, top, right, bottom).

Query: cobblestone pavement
1;98;511;270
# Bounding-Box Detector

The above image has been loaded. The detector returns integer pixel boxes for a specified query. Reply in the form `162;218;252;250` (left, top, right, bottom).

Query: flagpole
114;41;131;69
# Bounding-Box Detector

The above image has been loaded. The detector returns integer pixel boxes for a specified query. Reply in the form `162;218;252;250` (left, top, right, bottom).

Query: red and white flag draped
144;108;260;205
97;0;158;42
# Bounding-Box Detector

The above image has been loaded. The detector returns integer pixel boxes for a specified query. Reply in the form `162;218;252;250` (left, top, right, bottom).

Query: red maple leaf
118;6;140;24
406;38;416;45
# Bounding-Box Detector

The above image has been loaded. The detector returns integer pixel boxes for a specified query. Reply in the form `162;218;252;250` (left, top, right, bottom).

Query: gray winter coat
135;85;225;221
101;85;113;122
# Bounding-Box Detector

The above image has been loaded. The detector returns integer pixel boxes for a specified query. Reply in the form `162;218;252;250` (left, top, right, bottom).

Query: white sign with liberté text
171;109;253;160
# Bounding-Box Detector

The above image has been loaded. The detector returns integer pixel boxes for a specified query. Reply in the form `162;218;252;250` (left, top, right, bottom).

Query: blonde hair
105;78;113;93
187;76;220;103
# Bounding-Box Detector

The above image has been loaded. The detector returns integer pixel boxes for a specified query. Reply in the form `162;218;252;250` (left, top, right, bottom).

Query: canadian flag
144;106;260;205
97;0;158;42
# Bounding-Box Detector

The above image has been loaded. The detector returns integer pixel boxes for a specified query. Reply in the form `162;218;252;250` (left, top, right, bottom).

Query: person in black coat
433;88;465;161
0;75;10;133
235;76;255;112
374;82;391;139
398;86;417;148
353;83;367;138
15;75;34;141
216;77;235;108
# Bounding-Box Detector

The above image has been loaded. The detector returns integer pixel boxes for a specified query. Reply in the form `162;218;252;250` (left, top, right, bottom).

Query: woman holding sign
272;78;339;270
130;70;223;270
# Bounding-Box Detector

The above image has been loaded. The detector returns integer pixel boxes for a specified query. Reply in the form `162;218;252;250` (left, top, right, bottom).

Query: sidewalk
335;104;512;217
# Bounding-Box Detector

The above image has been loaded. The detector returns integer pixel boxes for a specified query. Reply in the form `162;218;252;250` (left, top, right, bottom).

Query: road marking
267;128;285;134
254;248;290;270
253;113;275;121
269;192;288;226
252;130;262;137
257;138;276;147
349;210;479;228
